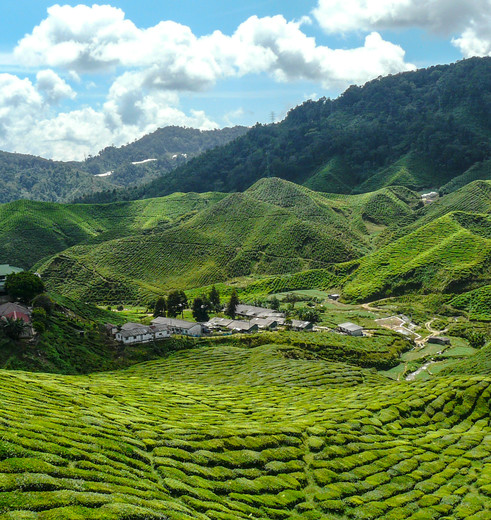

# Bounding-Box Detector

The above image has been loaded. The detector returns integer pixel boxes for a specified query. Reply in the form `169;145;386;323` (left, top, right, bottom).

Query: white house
338;322;364;337
151;317;202;337
114;322;171;344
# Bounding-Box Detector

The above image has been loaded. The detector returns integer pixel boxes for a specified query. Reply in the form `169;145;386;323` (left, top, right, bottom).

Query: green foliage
225;289;239;318
153;297;166;318
110;57;491;201
209;286;221;312
0;317;26;340
451;285;491;321
167;290;187;318
32;293;54;315
5;272;44;303
0;343;488;518
192;297;209;322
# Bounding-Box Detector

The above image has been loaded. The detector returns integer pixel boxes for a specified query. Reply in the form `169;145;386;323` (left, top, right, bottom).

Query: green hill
91;57;491;203
0;127;246;204
0;150;113;204
0;192;225;269
342;212;491;302
34;179;423;303
0;344;488;519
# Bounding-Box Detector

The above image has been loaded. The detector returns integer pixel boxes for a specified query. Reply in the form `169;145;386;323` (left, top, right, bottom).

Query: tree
192;297;209;322
269;296;280;311
209;286;221;311
153;297;167;317
167;290;187;318
5;272;44;303
225;289;239;318
32;293;54;315
297;308;320;323
0;317;26;340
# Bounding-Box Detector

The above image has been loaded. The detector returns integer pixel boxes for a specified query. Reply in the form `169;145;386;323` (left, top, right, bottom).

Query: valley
0;57;490;520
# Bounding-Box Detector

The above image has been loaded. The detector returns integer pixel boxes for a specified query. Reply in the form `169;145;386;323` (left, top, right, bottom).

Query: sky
0;0;489;161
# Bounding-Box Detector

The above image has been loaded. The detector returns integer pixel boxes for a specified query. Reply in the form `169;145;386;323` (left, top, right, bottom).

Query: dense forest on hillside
0;126;247;203
77;57;491;204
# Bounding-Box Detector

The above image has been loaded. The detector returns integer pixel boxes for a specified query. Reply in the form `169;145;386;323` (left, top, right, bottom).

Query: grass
0;343;488;519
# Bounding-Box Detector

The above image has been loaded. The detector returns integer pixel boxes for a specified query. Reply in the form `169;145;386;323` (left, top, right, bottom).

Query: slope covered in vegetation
34;179;422;303
88;57;491;203
0;344;488;519
0;127;246;204
0;192;225;268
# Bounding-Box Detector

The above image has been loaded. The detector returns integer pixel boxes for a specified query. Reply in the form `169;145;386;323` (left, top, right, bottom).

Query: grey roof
235;304;285;318
117;326;153;338
291;319;312;329
152;317;202;329
338;322;363;331
121;322;145;330
0;265;23;276
250;317;278;327
151;324;170;332
0;302;30;317
205;317;233;327
226;320;258;331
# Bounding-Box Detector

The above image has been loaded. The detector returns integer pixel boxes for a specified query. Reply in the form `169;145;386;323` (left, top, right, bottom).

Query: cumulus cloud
313;0;491;58
3;4;418;160
36;69;76;104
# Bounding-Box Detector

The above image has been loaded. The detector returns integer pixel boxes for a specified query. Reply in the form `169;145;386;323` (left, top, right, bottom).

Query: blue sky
0;1;486;160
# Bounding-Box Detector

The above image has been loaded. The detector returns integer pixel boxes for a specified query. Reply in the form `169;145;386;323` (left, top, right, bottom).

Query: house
0;265;23;293
205;317;234;330
428;336;451;346
151;317;202;337
338;322;364;336
250;317;278;330
0;302;31;323
235;304;285;319
151;325;171;340
290;319;313;331
328;294;340;301
225;320;259;333
114;323;171;344
0;302;33;337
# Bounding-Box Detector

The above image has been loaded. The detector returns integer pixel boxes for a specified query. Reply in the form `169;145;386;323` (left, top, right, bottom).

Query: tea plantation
0;343;489;519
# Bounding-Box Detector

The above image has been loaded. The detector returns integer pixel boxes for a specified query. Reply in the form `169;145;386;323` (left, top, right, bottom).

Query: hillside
0;192;226;269
90;57;491;202
34;179;422;303
0;344;488;519
0;151;112;204
0;126;246;204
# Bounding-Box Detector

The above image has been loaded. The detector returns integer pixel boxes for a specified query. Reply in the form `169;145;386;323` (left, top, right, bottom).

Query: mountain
0;150;113;204
0;126;247;204
34;179;423;303
89;57;491;203
0;192;225;269
77;125;249;191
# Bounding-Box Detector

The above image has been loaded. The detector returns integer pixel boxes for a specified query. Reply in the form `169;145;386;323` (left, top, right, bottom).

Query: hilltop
0;126;246;204
33;179;424;303
87;57;491;203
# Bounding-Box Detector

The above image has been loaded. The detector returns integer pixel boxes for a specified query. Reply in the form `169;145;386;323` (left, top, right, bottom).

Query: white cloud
313;0;488;34
36;69;76;104
313;0;491;58
3;5;418;160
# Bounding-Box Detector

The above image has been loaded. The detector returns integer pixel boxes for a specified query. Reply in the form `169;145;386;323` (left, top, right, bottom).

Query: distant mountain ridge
0;126;248;204
81;56;491;203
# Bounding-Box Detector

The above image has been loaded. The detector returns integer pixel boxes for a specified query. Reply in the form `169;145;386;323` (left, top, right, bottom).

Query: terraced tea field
0;345;489;519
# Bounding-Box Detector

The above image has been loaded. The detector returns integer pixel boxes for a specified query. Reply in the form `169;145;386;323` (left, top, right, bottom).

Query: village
107;302;367;345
